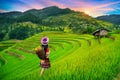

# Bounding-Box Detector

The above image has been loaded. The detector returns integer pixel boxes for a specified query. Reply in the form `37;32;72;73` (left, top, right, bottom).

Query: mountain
0;11;22;18
0;6;73;24
0;6;114;41
23;6;73;18
96;14;120;25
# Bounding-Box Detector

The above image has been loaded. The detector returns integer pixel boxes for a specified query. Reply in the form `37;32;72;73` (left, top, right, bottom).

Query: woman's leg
40;68;45;76
40;60;45;76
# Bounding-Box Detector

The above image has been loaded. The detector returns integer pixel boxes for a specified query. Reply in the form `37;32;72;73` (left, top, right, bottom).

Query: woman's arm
46;48;50;58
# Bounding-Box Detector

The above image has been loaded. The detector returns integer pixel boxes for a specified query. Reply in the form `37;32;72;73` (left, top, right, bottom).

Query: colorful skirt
40;58;50;68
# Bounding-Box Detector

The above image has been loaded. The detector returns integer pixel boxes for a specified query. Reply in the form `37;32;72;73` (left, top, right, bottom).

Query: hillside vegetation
0;6;114;41
0;31;120;80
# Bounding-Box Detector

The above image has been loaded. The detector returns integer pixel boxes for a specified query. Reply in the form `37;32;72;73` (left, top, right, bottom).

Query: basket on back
35;46;46;60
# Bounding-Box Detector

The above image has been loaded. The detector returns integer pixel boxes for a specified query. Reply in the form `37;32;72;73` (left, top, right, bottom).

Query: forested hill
0;6;73;24
96;14;120;25
0;6;114;41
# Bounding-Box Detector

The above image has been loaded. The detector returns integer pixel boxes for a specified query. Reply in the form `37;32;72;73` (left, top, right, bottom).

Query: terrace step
0;55;7;66
6;51;25;60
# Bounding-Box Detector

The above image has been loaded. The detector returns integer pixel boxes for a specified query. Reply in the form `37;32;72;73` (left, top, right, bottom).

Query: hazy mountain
96;14;120;25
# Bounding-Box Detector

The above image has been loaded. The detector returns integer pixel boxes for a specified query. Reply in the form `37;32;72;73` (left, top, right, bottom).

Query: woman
35;36;50;76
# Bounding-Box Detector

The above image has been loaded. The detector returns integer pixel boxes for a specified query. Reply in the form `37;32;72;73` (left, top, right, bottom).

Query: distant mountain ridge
0;6;75;24
0;11;22;17
96;14;120;25
0;6;73;19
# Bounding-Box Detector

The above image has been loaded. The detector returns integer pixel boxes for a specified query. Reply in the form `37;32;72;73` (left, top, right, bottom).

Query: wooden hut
93;28;110;43
93;28;110;38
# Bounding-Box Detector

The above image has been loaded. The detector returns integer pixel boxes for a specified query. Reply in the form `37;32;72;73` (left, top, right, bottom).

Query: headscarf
41;36;49;45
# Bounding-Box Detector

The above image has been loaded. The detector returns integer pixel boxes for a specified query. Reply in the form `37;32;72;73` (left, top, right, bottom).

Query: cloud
12;0;66;11
70;1;120;17
42;0;66;8
0;9;9;13
9;0;44;11
42;0;120;17
95;1;120;8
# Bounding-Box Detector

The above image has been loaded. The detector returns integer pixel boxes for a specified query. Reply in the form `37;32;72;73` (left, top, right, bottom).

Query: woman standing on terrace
35;36;50;76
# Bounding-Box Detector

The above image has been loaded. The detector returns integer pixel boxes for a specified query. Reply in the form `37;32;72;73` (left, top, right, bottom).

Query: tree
3;33;9;40
64;27;72;33
0;32;5;41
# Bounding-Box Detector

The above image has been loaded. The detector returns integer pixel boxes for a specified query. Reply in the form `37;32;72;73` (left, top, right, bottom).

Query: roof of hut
92;28;110;35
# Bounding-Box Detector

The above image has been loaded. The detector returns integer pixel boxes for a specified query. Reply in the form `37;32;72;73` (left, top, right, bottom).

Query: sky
0;0;120;17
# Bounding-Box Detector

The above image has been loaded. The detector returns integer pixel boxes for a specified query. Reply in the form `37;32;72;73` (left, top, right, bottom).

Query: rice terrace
0;31;120;80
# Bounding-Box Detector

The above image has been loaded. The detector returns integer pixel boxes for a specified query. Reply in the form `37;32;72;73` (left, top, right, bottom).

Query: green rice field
0;31;120;80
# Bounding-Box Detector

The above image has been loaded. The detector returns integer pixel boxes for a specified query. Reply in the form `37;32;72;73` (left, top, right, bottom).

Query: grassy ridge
0;32;120;80
0;40;19;51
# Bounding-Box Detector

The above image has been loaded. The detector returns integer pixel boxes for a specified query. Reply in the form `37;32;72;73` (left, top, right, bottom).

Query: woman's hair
42;45;48;54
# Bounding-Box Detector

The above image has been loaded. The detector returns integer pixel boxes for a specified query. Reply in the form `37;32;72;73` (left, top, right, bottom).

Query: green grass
0;40;20;51
0;31;120;80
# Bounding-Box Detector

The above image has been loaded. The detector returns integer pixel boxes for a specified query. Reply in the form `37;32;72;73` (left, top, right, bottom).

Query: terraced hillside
0;40;20;51
0;31;120;80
